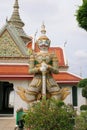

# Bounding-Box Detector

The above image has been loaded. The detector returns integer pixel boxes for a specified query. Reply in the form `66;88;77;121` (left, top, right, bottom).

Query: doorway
72;86;78;107
0;81;14;116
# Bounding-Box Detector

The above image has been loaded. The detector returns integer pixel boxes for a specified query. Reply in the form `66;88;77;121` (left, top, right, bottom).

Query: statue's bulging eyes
38;40;50;46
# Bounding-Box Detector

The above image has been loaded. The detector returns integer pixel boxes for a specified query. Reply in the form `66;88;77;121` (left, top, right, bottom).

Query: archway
0;81;14;116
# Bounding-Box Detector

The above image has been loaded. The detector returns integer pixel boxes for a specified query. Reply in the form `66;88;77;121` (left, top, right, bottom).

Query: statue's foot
16;86;37;103
60;88;70;100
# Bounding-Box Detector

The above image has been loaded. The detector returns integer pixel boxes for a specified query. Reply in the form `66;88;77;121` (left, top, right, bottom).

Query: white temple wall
13;80;28;117
77;87;86;111
0;79;86;117
62;85;85;112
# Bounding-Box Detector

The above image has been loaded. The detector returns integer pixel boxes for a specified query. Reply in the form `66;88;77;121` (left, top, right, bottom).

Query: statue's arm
48;54;59;74
29;55;40;74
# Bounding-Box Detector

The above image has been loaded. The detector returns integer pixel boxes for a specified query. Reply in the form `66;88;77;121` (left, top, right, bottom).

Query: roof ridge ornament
38;23;50;42
41;22;46;35
14;0;19;9
37;23;51;50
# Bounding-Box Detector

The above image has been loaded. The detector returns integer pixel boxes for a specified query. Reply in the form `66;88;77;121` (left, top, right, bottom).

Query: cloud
69;50;87;77
75;50;87;59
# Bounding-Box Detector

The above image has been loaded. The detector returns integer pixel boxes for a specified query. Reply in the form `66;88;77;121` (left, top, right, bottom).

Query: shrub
74;111;87;130
23;98;75;130
82;86;87;98
76;0;87;31
78;78;87;88
74;116;86;130
80;105;87;110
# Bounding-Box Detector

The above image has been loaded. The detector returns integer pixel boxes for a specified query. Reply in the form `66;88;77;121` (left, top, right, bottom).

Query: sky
0;0;87;78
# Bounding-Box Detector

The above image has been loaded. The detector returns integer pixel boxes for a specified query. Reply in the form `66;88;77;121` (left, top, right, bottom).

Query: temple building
0;0;85;117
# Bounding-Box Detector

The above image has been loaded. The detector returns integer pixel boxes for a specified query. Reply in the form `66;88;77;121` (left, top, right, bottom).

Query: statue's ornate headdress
37;23;51;47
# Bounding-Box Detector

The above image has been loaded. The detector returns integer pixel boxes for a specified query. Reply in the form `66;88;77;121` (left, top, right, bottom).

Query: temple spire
37;23;51;46
41;22;46;35
8;0;24;28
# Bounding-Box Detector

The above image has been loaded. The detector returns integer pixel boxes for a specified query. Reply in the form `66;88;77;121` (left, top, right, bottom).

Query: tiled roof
0;65;28;75
0;65;82;83
53;72;82;84
49;47;65;67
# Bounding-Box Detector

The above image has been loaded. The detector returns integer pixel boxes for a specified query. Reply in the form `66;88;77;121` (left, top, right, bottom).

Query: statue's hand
42;62;48;68
40;62;48;72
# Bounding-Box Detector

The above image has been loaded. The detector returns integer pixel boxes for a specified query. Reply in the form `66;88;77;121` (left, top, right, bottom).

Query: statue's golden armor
27;51;60;101
17;23;70;103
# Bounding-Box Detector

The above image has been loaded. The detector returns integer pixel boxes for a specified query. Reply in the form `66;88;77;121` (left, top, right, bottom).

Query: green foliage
81;111;87;123
74;116;86;130
23;98;75;130
74;111;87;130
76;0;87;31
78;78;87;88
80;105;87;110
82;86;87;98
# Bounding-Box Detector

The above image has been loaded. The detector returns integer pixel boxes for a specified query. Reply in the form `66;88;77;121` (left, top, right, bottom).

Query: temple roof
53;72;81;84
0;64;82;84
8;0;24;28
0;0;31;50
0;24;28;56
49;47;67;67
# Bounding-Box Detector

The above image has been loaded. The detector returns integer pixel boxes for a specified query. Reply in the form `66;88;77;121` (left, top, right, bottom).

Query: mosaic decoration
0;30;23;57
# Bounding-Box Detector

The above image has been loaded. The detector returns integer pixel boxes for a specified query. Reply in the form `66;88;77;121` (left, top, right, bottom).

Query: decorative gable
0;30;24;57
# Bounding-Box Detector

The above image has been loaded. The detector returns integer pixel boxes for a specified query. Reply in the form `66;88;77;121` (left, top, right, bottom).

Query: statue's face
38;39;50;51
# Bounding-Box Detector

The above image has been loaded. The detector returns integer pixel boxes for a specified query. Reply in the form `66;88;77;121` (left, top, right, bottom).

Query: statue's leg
25;77;41;102
47;78;61;100
50;92;61;100
25;90;37;102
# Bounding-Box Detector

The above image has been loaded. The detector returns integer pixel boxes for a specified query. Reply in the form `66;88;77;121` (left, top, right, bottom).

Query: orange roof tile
0;65;81;83
49;47;65;67
26;41;32;48
53;72;82;83
0;65;28;75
